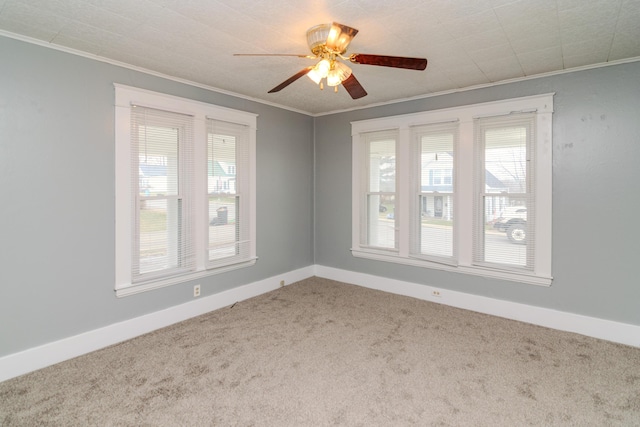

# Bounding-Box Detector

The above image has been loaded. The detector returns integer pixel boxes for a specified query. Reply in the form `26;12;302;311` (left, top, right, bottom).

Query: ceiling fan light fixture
316;59;331;77
307;22;357;55
327;23;359;53
252;21;426;99
326;26;354;54
307;68;322;84
326;72;341;87
306;23;332;54
326;61;352;87
307;58;331;84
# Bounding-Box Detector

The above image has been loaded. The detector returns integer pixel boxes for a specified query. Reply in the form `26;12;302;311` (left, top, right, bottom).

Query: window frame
205;119;252;270
115;84;257;297
473;113;536;273
351;94;554;286
360;130;399;252
409;121;459;266
129;106;195;284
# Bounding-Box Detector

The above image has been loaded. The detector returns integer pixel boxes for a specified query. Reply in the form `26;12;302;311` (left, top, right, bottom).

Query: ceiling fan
234;22;428;100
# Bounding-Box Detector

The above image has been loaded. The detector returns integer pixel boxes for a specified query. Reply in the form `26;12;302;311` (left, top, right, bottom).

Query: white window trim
351;93;554;286
114;84;258;297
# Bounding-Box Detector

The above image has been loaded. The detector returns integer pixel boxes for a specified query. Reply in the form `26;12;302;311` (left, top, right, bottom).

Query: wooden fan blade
349;54;427;70
341;74;367;99
268;67;314;93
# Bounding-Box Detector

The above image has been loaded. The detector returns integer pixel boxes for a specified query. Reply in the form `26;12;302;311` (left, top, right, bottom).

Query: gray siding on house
0;36;314;357
314;61;640;326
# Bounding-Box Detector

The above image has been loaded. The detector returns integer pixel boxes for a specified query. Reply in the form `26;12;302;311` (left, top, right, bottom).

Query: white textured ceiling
1;0;639;115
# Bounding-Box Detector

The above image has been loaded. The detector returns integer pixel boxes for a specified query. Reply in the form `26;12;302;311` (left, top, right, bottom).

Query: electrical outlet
194;284;201;297
280;280;285;287
432;290;441;298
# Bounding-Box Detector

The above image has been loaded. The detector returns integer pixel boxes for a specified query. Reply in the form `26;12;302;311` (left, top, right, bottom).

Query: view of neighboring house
209;160;236;194
419;152;526;223
138;159;237;196
377;151;513;223
420;152;454;221
139;162;167;196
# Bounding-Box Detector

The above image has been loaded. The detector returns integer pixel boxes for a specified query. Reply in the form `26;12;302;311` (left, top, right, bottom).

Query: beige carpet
1;277;639;426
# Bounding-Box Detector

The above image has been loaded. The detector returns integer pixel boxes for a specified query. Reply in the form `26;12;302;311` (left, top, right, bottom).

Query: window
115;85;257;297
411;122;458;264
206;119;251;269
131;106;195;283
351;94;553;285
474;114;534;270
360;130;398;250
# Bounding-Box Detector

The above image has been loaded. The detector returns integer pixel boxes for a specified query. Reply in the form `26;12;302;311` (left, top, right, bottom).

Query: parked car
493;206;527;244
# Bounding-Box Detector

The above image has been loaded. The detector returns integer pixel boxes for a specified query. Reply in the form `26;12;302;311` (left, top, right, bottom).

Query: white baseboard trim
0;266;315;383
3;264;638;383
314;265;640;349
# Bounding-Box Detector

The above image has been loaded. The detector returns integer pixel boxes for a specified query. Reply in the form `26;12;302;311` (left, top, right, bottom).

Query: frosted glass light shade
306;23;331;54
326;26;352;53
316;59;331;77
306;22;358;55
307;59;332;84
307;68;322;84
327;61;352;87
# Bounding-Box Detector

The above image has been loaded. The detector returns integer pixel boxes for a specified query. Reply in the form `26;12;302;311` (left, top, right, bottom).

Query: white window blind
474;113;535;271
410;122;458;263
351;93;553;286
206;119;251;268
361;130;398;250
131;105;195;283
115;84;258;297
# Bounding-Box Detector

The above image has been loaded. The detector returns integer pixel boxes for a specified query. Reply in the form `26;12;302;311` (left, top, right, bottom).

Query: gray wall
0;36;314;357
2;33;639;359
314;61;640;326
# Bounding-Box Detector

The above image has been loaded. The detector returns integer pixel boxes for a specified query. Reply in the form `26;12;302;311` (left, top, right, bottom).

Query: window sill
351;249;552;287
115;258;258;297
